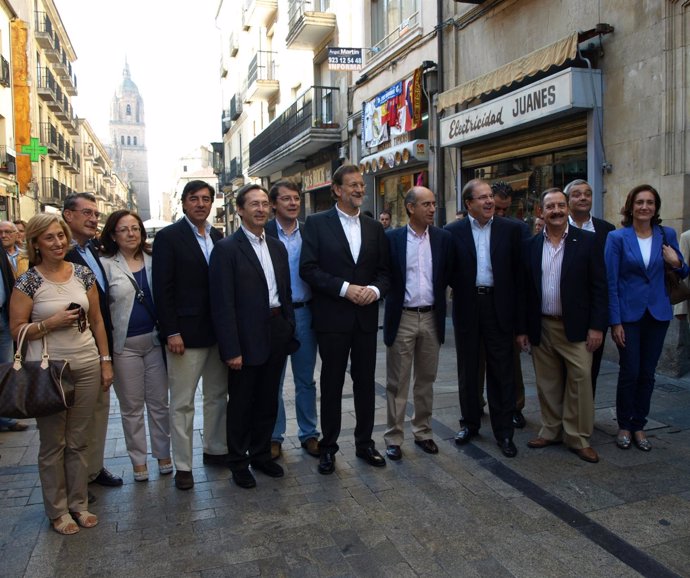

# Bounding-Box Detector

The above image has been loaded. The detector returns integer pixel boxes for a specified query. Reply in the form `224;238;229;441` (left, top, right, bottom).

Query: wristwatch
100;355;112;362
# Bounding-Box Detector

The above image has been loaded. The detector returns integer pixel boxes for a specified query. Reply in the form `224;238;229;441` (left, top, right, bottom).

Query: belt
402;305;435;313
476;286;493;295
292;301;311;309
270;307;282;317
542;314;563;321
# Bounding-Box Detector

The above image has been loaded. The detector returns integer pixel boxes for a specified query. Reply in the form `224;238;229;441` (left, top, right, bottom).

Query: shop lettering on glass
327;48;363;71
302;164;332;191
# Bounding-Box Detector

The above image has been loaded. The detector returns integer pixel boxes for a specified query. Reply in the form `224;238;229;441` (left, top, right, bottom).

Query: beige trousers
36;361;100;519
531;317;594;449
384;311;440;446
86;382;110;481
167;345;228;472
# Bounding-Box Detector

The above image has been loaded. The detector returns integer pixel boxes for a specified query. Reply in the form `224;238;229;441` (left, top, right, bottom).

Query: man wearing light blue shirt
266;180;320;460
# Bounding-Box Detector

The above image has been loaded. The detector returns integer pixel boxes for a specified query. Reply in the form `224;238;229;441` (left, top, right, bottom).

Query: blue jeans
616;311;669;432
0;313;19;429
272;305;319;443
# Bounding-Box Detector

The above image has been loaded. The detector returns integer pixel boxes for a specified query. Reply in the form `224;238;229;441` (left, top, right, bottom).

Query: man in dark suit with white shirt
565;179;615;397
300;164;390;475
446;179;523;458
210;184;295;489
382;187;453;461
152;180;228;490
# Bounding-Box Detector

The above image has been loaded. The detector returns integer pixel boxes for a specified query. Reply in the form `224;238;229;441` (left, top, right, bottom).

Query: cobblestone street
1;319;690;577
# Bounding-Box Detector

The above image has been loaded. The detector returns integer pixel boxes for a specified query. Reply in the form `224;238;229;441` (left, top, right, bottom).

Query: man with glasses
446;179;523;458
266;180;320;460
152;180;228;490
300;164;390;475
0;221;28;276
63;193;120;488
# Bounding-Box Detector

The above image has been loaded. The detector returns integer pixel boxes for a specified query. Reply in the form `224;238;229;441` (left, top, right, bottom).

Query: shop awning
437;32;579;111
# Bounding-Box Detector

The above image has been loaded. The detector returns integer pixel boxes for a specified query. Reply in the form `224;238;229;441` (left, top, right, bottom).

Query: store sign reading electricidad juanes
440;68;601;147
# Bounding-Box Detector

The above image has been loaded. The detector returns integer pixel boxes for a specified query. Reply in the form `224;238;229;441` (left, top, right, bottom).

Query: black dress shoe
203;452;230;466
414;439;439;454
174;470;194;490
454;426;477;445
512;411;526;429
250;460;284;478
232;468;256;489
498;438;518;458
318;451;336;475
355;447;386;467
90;468;123;487
386;445;402;461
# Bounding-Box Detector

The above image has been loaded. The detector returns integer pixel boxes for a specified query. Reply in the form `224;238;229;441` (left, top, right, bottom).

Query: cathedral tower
109;61;151;219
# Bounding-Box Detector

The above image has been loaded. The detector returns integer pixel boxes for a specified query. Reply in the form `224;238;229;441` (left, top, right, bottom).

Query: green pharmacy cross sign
20;137;48;162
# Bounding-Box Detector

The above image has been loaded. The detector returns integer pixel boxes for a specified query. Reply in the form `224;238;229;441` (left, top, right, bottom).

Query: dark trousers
590;326;608;398
454;294;516;440
616;312;669;433
317;328;377;454
226;316;291;472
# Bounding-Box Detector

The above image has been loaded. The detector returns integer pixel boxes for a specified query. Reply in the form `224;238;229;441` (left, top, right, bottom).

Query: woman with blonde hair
9;214;113;535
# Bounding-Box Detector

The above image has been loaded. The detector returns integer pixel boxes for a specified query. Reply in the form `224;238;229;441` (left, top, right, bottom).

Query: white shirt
334;205;380;300
541;226;568;316
241;225;281;308
404;225;434;307
568;215;595;232
469;215;494;287
637;235;653;268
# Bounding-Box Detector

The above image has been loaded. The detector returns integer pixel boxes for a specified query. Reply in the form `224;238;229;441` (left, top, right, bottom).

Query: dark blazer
383;225;453;346
592;217;616;251
152;218;222;348
518;226;608;346
300;207;390;333
209;227;295;365
445;216;523;334
66;239;113;352
0;252;14;322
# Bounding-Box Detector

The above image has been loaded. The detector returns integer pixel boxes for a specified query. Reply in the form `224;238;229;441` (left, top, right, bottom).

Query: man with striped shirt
516;188;607;463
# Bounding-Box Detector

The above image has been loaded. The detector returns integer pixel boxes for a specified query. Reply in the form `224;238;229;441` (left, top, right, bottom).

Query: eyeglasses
471;194;494;202
115;226;141;234
71;208;101;219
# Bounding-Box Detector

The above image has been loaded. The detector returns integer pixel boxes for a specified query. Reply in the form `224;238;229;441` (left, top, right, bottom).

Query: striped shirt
541;226;568;316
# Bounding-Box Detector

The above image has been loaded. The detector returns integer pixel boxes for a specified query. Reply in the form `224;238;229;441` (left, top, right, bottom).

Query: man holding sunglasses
63;193;121;490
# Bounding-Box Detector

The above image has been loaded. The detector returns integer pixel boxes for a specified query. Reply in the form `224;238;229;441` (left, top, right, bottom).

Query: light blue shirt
73;241;105;291
184;215;214;263
276;221;311;304
469;215;494;287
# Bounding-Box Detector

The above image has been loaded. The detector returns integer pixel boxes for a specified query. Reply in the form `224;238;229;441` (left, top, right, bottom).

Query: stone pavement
2;319;690;577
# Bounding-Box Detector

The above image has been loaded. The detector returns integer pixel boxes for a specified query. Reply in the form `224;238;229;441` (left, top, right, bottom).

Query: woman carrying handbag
9;214;112;535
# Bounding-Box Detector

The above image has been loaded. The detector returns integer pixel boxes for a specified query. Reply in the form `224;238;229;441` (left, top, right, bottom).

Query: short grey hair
563;179;590;198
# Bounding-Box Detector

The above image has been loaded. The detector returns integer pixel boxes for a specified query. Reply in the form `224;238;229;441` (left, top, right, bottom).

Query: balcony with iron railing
230;94;243;120
0;56;9;88
246;51;278;101
248;85;340;176
222;110;231;135
286;0;336;50
229;157;243;181
0;146;16;174
53;48;69;76
40;177;62;206
40;122;59;157
229;32;239;57
36;67;57;103
45;31;62;64
243;0;277;29
34;12;55;49
366;2;421;63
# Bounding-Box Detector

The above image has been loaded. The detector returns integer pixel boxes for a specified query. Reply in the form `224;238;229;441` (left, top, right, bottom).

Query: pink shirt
541;226;568;316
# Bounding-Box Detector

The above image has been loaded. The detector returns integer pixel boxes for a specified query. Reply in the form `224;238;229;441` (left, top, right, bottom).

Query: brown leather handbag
0;323;75;419
660;226;690;305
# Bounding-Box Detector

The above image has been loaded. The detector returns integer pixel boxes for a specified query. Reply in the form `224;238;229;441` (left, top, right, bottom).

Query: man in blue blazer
152;180;228;490
63;193;120;489
300;164;390;475
210;184;296;489
383;187;453;461
446;179;523;458
516;188;608;463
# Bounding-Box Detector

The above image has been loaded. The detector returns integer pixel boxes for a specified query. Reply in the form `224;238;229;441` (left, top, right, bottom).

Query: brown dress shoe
527;437;561;449
571;446;599;463
300;437;320;457
271;441;282;460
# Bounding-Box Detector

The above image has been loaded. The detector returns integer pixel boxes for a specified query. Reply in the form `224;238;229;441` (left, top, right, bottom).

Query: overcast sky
55;0;222;218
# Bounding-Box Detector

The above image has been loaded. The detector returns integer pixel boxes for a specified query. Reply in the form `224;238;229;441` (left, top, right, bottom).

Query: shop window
370;0;419;57
465;147;586;231
377;168;427;228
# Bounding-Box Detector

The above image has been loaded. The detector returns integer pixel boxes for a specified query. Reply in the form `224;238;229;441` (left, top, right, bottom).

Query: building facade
109;61;151;220
0;0;17;222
